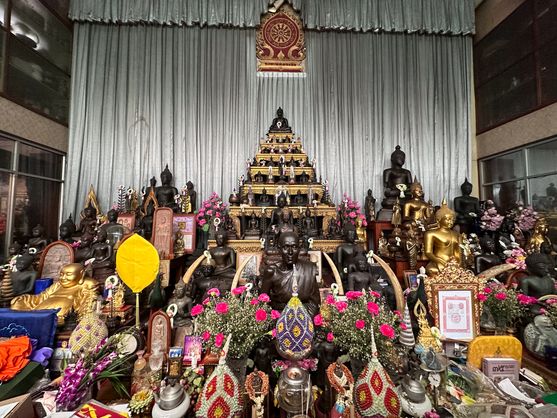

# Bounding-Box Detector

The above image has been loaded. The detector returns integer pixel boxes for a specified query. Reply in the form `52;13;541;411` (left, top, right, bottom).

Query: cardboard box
0;394;36;418
482;357;519;382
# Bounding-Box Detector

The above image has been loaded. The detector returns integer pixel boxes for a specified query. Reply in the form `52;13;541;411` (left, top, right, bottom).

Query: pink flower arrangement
367;302;379;316
196;192;227;232
202;331;211;341
495;292;507;300
325;295;336;305
477;283;528;330
506;247;527;270
480;200;504;231
517;205;538;232
207;288;220;297
337;193;367;227
335;301;348;313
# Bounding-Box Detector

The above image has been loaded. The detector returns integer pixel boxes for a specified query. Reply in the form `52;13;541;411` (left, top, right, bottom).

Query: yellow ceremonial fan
116;234;160;293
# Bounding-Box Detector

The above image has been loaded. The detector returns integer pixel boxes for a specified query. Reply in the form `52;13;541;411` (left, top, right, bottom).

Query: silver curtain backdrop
64;23;472;217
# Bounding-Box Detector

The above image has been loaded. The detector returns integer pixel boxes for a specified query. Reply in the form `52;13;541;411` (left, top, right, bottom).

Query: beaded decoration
326;362;354;417
245;370;269;418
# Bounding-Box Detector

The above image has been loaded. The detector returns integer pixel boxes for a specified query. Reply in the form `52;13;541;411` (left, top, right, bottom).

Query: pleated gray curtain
69;0;475;35
65;23;472;217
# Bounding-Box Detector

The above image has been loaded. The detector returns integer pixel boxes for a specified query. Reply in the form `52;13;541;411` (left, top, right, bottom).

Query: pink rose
346;291;363;300
215;302;229;314
367;302;379;316
205;203;211;208
272;329;277;338
202;298;210;306
495;292;507;300
483;287;492;294
379;324;395;339
202;331;211;341
355;319;366;330
313;314;323;326
335;301;348;313
250;299;259;305
208;288;220;297
327;332;334;342
258;293;271;303
191;304;204;316
326;295;335;305
349;211;357;218
198;219;207;226
255;309;268;322
215;333;224;347
232;286;246;295
477;293;487;302
271;310;281;320
207;210;213;216
215;212;221;218
370;290;381;298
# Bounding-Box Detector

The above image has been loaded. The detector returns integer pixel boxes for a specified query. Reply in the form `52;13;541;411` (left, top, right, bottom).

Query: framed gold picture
424;259;486;342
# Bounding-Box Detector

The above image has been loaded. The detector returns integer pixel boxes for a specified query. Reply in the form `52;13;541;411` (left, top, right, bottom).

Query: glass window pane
12;175;60;245
0;137;13;169
539;37;557;105
0;29;5;90
18;143;63;179
530;174;557;212
7;34;70;124
10;0;71;73
527;140;557;176
474;2;534;86
482;151;525;183
535;0;557;47
0;171;9;262
483;180;526;212
0;0;6;27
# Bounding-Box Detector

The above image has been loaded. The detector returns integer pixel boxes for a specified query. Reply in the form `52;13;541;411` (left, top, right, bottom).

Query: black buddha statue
167;280;193;326
11;252;37;296
454;178;480;234
260;231;320;317
302;207;318;238
8;242;22;258
347;253;381;293
28;224;49;253
474;236;501;274
78;203;98;237
269;107;292;133
496;217;518;259
90;229;115;283
254;171;264;183
186;181;197;211
293;190;305;206
381;145;413;210
100;209;126;247
335;223;364;281
59;215;76;244
364;189;376;222
155;165;179;211
258;188;271;206
518;252;556;300
208;230;236;282
269;193;293;231
245;212;261;239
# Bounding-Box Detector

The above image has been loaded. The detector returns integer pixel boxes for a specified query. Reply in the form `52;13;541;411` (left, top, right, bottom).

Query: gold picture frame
424;259;486;342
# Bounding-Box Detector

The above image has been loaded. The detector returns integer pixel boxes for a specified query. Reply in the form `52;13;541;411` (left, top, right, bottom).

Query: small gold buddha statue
527;217;552;254
11;263;98;325
423;199;461;275
355;217;367;244
403;178;429;225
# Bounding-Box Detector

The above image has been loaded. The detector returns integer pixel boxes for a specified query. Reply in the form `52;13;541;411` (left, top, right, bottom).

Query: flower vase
226;356;248;385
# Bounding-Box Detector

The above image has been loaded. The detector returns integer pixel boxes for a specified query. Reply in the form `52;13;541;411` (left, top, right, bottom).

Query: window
475;0;557;132
0;134;64;262
0;0;71;125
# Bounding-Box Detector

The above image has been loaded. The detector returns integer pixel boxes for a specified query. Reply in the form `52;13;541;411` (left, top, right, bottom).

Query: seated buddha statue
258;189;271;206
474;236;501;274
208;230;236;282
167;280;193;327
245;212;261;239
11;252;37;296
403;178;429;226
335;223;364;279
381;145;413;209
269;107;292;133
90;229;115;283
28;224;49;254
527;218;553;254
78;203;98;238
423;200;461;275
260;231;320;317
59;215;76;245
453;178;480;234
99;209;127;247
523;315;557;359
518;252;556;300
269;193;293;231
292;190;305;206
302;207;318;238
155;165;179;211
11;263;98;326
347;253;381;293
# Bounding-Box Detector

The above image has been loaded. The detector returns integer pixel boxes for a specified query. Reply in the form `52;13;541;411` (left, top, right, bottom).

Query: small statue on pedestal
387;226;405;259
174;231;185;257
28;224;49;254
78;203;98;238
100;209;126;247
59;215;77;244
293;190;305;206
527;218;552;254
381;145;413;210
518;252;556;300
269;107;292;133
347;253;381;293
301;207;318;238
423;200;461;275
453;178;479;234
474;236;500;274
10;252;37;296
269;193;293;230
90;229;115;284
403;178;429;227
245;213;261;239
167;280;193;327
335;223;364;280
155;165;179;211
364;189;376;222
186;181;197;211
258;189;271;206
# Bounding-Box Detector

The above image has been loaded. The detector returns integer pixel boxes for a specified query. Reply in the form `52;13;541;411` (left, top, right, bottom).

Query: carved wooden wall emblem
257;2;305;73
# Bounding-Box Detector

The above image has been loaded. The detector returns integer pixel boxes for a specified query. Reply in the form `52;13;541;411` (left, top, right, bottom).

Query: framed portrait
173;214;196;254
403;270;418;290
237;252;263;282
308;250;322;284
424;259;485;342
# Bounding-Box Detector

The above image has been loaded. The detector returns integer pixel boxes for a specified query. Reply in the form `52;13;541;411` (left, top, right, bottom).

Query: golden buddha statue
403;178;429;225
11;263;98;325
423;199;461;275
355;216;367;244
526;217;552;254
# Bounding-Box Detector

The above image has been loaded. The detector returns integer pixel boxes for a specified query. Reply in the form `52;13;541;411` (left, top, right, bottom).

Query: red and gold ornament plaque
257;3;305;73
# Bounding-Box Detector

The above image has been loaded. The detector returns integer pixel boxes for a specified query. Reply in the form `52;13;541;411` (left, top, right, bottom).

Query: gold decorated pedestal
209;239;344;254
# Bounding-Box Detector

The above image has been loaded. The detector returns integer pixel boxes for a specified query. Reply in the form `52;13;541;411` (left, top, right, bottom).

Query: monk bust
11;263;98;325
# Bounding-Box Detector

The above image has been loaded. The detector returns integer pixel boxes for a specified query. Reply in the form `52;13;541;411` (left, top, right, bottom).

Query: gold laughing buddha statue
11;263;98;325
423;199;461;275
